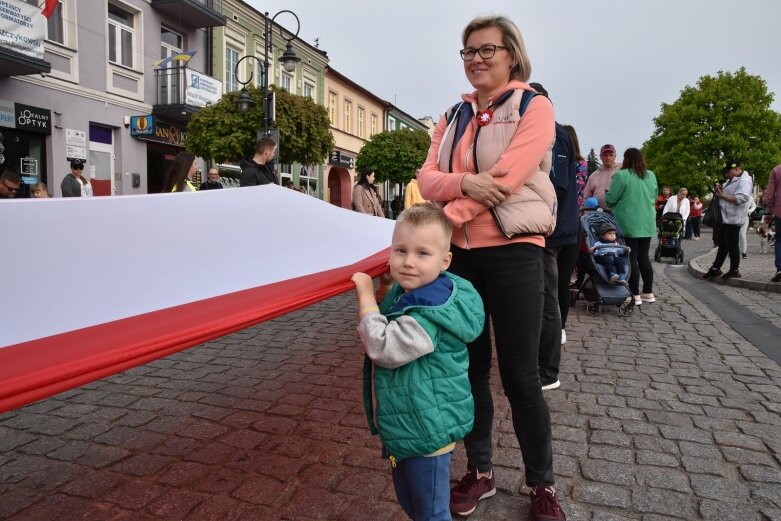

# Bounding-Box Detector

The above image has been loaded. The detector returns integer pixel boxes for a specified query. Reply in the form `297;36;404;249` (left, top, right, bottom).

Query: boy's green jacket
360;272;485;462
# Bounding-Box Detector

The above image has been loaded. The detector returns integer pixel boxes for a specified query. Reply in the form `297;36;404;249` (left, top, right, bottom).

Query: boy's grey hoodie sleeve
357;312;434;369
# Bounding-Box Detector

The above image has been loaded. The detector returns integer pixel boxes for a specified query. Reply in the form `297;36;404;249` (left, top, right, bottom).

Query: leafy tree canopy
644;67;781;196
356;128;431;185
186;85;334;166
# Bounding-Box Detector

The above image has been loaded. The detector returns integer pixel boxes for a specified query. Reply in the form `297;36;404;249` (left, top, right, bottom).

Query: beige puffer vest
437;89;557;238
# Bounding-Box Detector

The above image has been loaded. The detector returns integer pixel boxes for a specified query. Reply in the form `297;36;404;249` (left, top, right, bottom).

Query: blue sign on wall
129;115;154;136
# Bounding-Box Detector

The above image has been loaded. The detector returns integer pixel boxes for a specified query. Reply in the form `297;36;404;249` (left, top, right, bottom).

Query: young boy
590;223;630;283
352;204;484;521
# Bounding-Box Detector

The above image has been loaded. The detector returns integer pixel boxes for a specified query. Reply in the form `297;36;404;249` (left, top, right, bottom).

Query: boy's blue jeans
391;452;452;521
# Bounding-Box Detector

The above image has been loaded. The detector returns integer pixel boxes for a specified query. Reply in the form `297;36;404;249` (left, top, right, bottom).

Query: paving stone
589;430;631;447
580;460;634;486
336;497;400;521
681;456;728;476
0;487;43;518
713;431;767;451
698;498;764;521
59;471;125;498
0;428;37;452
572;482;631;509
635;450;680;468
636;467;690;491
721;446;778;466
739;464;781;483
689;474;750;503
659;425;712;444
631;488;692;517
588;446;633;464
231;475;289;506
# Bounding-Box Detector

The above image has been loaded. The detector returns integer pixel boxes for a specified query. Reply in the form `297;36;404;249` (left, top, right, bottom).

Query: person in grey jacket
704;159;753;280
61;160;92;197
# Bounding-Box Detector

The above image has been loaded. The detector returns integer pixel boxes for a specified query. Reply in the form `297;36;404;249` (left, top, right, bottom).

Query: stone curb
688;253;781;294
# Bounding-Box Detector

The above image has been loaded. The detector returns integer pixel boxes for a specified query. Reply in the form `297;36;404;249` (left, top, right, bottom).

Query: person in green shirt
605;148;658;306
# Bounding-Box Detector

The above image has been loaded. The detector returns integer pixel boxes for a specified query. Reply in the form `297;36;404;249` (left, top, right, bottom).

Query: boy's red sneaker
449;468;496;516
530;486;566;520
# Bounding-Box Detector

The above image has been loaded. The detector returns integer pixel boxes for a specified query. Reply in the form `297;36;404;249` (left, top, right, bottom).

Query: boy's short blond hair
395;204;453;246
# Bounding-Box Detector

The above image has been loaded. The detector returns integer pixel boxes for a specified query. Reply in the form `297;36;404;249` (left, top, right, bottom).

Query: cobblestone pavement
1;231;780;521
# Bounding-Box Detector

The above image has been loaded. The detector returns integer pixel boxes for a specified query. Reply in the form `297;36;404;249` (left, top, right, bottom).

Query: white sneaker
541;379;561;391
633;295;642;306
561;329;567;344
640;292;656;303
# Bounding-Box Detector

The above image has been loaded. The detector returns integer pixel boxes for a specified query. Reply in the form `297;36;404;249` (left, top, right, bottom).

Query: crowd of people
2;13;779;521
347;13;779;521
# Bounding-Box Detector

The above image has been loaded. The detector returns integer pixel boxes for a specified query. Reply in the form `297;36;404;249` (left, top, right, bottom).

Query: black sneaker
742;253;748;259
703;267;722;280
772;271;781;283
722;270;742;279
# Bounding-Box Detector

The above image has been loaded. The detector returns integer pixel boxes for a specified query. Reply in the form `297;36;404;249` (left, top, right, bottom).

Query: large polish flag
0;186;394;413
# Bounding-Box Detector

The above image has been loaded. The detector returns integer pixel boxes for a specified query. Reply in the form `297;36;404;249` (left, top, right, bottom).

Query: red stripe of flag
42;0;58;19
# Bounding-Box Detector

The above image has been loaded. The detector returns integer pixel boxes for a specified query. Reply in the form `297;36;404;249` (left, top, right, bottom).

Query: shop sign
129;115;154;136
14;103;50;134
0;0;45;61
0;98;14;128
133;118;187;148
185;70;222;107
329;150;355;169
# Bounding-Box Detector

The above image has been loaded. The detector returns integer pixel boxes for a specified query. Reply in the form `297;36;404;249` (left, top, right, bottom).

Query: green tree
644;68;781;195
186;85;333;165
586;148;599;174
356;128;431;186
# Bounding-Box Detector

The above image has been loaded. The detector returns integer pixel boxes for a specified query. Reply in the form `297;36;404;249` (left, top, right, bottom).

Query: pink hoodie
418;81;555;249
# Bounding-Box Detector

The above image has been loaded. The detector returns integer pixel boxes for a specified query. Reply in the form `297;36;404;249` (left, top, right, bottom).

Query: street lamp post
234;10;301;137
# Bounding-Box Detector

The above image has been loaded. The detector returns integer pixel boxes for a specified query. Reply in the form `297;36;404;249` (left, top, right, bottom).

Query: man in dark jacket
239;137;277;187
529;82;579;391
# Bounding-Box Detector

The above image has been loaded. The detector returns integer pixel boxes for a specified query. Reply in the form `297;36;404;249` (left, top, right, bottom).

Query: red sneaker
449;468;496;516
530;486;566;520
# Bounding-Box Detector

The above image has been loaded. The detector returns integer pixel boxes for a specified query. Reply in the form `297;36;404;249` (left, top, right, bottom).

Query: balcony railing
150;0;226;28
155;65;187;106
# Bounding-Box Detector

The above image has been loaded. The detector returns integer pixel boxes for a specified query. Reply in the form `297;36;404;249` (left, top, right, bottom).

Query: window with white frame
358;107;365;138
371;113;378;136
280;163;291;187
225;46;240;92
328;92;337;125
254;57;264;88
303;82;314;99
108;3;134;68
280;72;292;92
44;0;64;44
344;100;352;133
388;116;396;131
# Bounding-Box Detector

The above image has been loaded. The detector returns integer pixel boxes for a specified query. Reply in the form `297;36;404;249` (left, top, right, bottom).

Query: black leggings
625;237;653;295
556;242;580;328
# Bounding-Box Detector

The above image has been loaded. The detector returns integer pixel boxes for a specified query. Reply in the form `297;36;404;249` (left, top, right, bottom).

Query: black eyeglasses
1;181;19;193
73;164;84;170
460;44;508;61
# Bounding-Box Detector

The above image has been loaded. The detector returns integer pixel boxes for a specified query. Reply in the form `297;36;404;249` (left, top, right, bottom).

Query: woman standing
662;187;690;221
605;148;658;305
689;195;703;239
60;160;93;197
162;152;197;192
352;168;384;217
418;15;564;520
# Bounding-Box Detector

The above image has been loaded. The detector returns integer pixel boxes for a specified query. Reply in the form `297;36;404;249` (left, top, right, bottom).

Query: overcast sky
246;0;781;157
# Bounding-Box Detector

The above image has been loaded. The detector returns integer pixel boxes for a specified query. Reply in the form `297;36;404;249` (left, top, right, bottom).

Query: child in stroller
590;223;631;284
577;211;635;316
654;212;685;264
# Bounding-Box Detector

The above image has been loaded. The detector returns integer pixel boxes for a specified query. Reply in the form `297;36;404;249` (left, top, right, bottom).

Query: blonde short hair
462;15;531;82
396;204;453;246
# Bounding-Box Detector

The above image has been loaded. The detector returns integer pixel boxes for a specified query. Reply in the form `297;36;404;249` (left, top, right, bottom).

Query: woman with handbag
351;168;384;217
418;14;564;520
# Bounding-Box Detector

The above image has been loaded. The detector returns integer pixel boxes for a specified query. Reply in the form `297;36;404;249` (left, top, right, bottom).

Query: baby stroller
654;212;685;264
575;210;634;317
